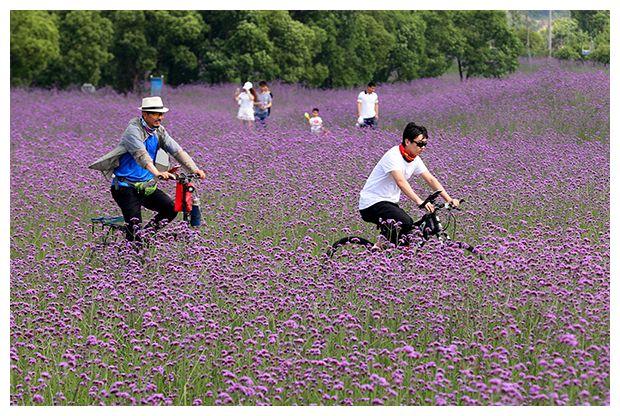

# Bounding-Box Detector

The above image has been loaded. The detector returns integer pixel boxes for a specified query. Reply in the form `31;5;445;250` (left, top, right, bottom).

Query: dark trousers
360;201;415;245
360;117;377;128
255;111;269;127
110;186;177;241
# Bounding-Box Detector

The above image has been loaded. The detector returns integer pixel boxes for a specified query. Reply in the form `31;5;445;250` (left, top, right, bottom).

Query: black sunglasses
413;140;428;148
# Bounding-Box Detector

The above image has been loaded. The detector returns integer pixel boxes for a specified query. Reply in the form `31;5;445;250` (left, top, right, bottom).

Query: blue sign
150;76;164;96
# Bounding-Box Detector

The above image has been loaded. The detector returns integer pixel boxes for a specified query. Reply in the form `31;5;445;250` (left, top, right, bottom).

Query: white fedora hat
242;81;253;91
139;96;169;113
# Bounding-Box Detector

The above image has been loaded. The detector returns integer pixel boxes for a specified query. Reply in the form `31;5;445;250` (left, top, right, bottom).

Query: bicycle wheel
327;236;374;258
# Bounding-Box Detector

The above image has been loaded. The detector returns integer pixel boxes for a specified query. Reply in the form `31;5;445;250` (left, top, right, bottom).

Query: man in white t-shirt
358;122;460;245
357;81;379;128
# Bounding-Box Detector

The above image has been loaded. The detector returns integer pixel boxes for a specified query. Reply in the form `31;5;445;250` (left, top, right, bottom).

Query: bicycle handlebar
157;172;202;181
418;190;443;209
435;198;465;211
418;190;465;211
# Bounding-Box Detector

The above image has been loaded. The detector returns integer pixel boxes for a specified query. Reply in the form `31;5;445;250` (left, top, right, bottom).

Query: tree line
508;10;609;63
10;10;610;92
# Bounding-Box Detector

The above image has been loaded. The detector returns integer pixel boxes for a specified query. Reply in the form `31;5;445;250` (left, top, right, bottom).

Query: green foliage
12;10;535;89
589;21;610;64
10;11;60;86
571;10;609;38
419;11;464;77
452;11;521;80
572;11;610;64
258;11;326;84
46;11;114;87
223;19;277;81
551;18;590;61
507;11;547;58
101;11;157;93
373;11;426;81
514;27;547;57
145;11;207;85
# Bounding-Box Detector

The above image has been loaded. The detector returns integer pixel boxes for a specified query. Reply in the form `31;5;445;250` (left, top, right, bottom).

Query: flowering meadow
10;60;609;405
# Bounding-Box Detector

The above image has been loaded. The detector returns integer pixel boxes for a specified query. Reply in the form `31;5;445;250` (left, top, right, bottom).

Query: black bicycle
88;170;202;259
327;190;480;258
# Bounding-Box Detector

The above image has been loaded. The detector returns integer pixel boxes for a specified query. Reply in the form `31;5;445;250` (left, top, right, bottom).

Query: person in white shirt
234;81;256;129
357;81;379;128
306;107;323;134
358;122;460;246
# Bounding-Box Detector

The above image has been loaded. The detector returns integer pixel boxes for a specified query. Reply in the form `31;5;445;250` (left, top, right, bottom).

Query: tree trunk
548;10;553;58
526;16;531;64
457;57;463;81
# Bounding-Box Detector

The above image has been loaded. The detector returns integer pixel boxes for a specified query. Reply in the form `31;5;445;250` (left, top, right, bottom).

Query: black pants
360;117;377;128
360;201;415;245
110;186;177;241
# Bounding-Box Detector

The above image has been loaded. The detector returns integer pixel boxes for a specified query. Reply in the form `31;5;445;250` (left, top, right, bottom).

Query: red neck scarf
399;144;416;162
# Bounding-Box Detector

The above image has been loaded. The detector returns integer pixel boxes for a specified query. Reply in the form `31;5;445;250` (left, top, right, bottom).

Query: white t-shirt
359;145;428;210
309;116;323;133
357;91;378;118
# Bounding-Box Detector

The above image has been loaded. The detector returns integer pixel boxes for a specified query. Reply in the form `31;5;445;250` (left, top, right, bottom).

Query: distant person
89;96;206;241
357;81;379;128
254;80;272;128
234;82;256;129
305;108;324;134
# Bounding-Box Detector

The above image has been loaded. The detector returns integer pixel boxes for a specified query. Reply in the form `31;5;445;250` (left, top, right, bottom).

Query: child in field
254;80;272;128
305;108;324;134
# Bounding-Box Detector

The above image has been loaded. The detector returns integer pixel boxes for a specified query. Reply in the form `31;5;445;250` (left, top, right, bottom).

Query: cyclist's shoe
372;235;389;251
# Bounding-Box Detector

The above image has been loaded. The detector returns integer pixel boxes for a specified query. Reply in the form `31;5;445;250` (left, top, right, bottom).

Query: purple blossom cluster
10;59;609;405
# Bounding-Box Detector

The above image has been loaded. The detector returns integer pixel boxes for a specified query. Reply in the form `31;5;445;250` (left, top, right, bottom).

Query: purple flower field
10;60;609;405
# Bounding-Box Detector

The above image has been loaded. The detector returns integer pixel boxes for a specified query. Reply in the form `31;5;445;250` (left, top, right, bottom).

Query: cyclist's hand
194;169;206;179
449;199;460;208
423;202;435;213
158;171;174;180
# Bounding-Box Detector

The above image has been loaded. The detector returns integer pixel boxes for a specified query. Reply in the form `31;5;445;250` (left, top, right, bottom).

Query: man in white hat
89;96;206;241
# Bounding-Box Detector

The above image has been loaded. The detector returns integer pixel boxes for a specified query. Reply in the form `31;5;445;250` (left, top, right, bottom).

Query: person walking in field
254;80;272;128
235;81;256;129
359;122;459;247
89;96;206;241
357;81;379;128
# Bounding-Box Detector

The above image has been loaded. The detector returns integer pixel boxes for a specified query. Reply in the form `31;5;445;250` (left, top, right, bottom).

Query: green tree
419;10;464;77
344;13;394;84
452;11;521;80
47;11;114;87
551;17;589;60
571;10;609;38
101;11;157;93
254;11;327;85
223;18;277;81
299;11;348;87
145;11;207;86
514;26;546;57
299;11;394;87
589;20;610;64
372;11;426;82
507;11;547;58
10;11;60;86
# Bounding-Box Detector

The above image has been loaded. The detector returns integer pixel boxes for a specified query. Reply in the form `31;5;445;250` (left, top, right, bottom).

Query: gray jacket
89;117;198;180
